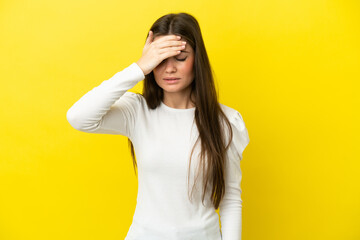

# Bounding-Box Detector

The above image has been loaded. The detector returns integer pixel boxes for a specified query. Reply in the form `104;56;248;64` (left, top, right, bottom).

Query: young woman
67;12;249;240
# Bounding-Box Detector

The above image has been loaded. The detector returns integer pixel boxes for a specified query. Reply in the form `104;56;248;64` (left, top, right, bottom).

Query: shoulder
110;92;149;115
122;91;143;100
219;103;246;131
219;103;250;159
116;91;146;106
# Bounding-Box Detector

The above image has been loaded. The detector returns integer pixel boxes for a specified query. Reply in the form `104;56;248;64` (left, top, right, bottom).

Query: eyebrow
181;50;190;53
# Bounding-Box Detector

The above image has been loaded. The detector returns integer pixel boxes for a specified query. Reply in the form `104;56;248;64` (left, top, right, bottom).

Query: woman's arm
66;32;185;139
66;62;145;140
219;111;250;240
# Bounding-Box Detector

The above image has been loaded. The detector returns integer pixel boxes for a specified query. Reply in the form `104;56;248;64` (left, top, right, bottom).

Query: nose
164;58;177;73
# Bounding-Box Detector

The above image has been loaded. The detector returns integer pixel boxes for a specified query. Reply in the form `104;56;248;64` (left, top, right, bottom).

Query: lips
163;77;180;80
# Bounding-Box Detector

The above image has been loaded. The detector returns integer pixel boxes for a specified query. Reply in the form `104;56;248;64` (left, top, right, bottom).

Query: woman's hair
128;12;233;210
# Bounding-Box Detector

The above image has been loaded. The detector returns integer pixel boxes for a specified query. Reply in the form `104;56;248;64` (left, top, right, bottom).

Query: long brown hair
127;12;233;210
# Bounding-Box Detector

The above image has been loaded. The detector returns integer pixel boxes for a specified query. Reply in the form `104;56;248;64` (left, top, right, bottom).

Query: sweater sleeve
219;110;250;240
66;62;145;140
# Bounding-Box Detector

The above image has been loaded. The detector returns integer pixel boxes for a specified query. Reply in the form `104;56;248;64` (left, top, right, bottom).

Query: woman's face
152;35;195;95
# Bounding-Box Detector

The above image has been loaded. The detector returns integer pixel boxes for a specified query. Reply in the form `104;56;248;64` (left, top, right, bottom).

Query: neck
162;88;195;109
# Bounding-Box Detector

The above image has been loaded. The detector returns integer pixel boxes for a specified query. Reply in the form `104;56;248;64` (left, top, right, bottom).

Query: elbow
219;186;243;213
66;107;100;132
219;197;242;213
66;107;84;131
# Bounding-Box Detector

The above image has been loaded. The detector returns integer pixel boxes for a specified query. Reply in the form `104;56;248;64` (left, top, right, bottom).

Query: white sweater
66;62;250;240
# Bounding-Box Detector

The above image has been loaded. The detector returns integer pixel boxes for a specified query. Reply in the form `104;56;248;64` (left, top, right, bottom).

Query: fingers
158;44;186;55
161;45;185;59
155;34;181;44
154;35;186;61
154;35;186;54
158;40;186;49
160;51;181;62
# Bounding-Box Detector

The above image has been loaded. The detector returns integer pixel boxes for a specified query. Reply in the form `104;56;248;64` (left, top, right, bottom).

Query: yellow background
0;0;359;239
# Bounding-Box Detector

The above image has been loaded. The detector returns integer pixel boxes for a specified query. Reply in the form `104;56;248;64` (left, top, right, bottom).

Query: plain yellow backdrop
0;0;359;239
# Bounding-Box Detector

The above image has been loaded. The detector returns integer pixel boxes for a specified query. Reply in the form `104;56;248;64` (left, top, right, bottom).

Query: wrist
136;61;147;75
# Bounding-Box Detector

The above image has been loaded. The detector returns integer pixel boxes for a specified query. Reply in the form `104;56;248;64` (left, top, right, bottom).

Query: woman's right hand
136;31;187;76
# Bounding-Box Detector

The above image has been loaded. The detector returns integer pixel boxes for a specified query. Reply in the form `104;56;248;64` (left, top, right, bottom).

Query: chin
163;87;182;93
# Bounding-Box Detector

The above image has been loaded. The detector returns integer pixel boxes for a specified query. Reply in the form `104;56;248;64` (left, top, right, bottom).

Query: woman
67;12;249;240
